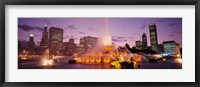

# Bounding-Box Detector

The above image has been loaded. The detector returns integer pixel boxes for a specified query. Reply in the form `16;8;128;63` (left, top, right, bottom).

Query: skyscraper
49;27;64;55
163;41;180;57
27;34;35;54
40;24;49;48
65;38;76;56
142;33;147;49
82;36;98;48
135;40;143;50
149;23;158;52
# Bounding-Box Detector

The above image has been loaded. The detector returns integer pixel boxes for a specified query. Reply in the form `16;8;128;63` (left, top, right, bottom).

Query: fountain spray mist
101;18;112;46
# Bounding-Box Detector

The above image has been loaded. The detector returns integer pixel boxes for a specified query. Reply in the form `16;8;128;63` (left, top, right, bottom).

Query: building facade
49;27;63;55
40;24;49;48
142;33;147;49
157;44;164;54
163;41;180;56
135;40;143;50
75;45;86;55
81;36;98;48
65;39;76;56
149;23;158;52
27;34;36;54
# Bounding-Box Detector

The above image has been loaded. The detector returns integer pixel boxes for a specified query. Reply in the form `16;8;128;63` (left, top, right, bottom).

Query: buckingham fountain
74;18;141;65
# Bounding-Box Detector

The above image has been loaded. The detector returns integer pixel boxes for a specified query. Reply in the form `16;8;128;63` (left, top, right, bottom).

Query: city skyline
18;18;182;47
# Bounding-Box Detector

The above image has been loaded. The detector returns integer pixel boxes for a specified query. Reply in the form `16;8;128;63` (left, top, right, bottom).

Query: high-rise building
157;44;164;54
40;24;49;48
142;33;147;49
27;34;35;54
163;41;180;56
135;40;143;50
149;23;158;52
81;36;98;48
80;37;84;45
49;27;63;55
75;44;86;54
65;38;76;56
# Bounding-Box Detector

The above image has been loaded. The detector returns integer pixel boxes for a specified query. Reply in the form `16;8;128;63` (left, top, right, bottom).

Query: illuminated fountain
75;18;140;65
41;48;53;66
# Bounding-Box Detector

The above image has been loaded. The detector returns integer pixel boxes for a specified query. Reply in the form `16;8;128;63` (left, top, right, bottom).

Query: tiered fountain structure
75;18;134;64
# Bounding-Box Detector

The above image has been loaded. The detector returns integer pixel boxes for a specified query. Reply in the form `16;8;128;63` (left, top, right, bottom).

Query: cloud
112;38;120;42
117;37;126;39
127;37;135;39
167;23;177;26
112;36;131;42
63;35;70;39
140;25;147;30
66;25;77;30
18;24;43;32
88;27;96;31
79;32;85;34
34;27;43;31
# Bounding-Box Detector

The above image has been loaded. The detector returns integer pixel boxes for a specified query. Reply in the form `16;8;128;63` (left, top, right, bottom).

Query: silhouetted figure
124;61;129;69
120;62;125;69
138;64;141;68
129;57;134;69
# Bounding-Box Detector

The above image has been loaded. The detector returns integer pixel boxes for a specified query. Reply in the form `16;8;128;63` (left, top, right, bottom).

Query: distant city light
30;34;34;37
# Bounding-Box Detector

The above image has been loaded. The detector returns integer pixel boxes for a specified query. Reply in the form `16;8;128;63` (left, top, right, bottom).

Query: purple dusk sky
18;18;182;48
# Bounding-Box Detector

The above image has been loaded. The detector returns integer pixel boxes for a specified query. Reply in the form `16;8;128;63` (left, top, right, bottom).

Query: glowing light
85;58;89;62
42;59;54;66
103;58;110;63
133;54;142;62
162;58;166;62
177;54;181;57
20;57;27;60
102;36;112;46
176;58;182;63
89;58;95;62
48;60;53;65
45;23;47;27
77;58;82;62
152;54;162;59
96;58;101;63
110;60;121;69
30;34;34;37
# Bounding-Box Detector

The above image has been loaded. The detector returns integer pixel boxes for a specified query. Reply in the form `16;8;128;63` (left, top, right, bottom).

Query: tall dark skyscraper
149;23;158;52
27;34;35;54
49;27;64;55
142;33;147;49
40;24;49;48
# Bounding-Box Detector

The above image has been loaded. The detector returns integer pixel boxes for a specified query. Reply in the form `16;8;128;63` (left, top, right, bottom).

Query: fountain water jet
101;18;112;46
41;48;53;66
